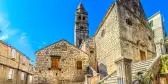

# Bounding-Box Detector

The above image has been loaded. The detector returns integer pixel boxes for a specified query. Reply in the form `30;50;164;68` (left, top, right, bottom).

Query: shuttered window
51;56;61;69
52;59;59;68
12;49;16;59
21;72;24;80
22;56;26;64
8;69;14;80
76;61;82;69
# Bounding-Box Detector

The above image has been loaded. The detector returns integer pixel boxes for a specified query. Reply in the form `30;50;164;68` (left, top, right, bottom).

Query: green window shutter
148;20;153;28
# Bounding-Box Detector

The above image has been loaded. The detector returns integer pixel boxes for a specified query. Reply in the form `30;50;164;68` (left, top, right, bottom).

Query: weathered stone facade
35;0;166;84
80;37;97;71
93;0;155;76
0;41;34;84
35;40;89;84
148;12;166;56
74;3;89;48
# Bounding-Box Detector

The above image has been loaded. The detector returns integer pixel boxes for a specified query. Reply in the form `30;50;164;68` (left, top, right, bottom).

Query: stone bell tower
74;2;89;48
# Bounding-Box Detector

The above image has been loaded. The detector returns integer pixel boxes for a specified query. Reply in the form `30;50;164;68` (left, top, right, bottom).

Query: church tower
74;2;89;48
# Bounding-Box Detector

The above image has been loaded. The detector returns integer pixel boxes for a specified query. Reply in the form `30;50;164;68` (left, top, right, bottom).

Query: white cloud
42;42;46;45
0;35;8;40
0;12;35;63
0;13;19;41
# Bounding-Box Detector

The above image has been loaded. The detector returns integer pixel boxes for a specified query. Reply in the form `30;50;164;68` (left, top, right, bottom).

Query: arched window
78;16;81;20
83;16;86;20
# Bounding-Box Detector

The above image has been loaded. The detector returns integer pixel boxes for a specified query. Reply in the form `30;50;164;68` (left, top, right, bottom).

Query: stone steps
99;58;155;84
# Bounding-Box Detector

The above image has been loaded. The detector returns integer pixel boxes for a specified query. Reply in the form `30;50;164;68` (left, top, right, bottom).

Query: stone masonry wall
148;12;165;56
80;37;97;71
117;0;155;62
95;3;122;75
35;40;89;84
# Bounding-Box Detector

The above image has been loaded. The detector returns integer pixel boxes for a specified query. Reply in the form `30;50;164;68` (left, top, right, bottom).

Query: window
101;29;105;37
78;16;81;20
29;76;33;83
140;50;146;61
21;72;24;80
126;19;132;26
80;26;84;30
148;36;152;41
8;69;14;80
149;20;153;28
90;48;94;54
61;45;67;51
79;39;82;46
76;61;82;69
90;51;94;53
51;56;61;69
22;56;26;65
166;48;168;54
12;49;16;59
83;16;85;20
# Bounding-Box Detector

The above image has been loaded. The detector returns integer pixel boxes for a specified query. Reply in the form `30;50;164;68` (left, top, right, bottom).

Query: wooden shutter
8;69;14;80
12;49;16;59
77;61;82;69
52;58;59;68
21;72;24;80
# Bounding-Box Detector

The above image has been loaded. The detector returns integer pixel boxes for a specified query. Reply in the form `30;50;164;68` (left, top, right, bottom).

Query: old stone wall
0;41;34;84
117;0;155;62
148;12;165;56
35;40;89;84
80;37;97;71
95;3;121;75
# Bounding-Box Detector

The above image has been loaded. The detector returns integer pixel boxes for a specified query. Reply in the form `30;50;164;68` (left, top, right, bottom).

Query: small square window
126;19;132;26
61;45;67;51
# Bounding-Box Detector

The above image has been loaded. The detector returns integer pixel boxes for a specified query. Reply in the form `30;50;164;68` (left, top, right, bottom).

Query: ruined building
35;0;166;84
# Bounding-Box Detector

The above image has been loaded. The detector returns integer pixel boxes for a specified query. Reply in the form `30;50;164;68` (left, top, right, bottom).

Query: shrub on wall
160;55;168;74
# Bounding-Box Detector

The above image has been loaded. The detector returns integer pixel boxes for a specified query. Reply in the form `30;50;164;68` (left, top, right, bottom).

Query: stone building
148;12;166;56
0;40;34;84
35;0;166;84
35;40;89;84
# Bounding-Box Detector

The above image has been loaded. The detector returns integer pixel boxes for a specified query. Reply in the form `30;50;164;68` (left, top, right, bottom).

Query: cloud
19;33;27;45
0;12;36;64
42;42;46;45
0;35;8;40
0;13;19;41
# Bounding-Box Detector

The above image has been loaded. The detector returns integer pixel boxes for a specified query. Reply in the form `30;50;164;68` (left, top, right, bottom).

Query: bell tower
74;2;89;48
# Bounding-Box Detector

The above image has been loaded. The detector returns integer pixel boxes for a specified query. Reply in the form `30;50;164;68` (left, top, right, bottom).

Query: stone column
115;57;132;84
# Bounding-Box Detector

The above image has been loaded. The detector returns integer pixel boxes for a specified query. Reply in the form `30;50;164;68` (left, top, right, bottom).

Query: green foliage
160;55;168;74
75;21;79;24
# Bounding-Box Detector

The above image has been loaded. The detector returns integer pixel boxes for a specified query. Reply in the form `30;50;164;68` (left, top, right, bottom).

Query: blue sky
0;0;167;64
